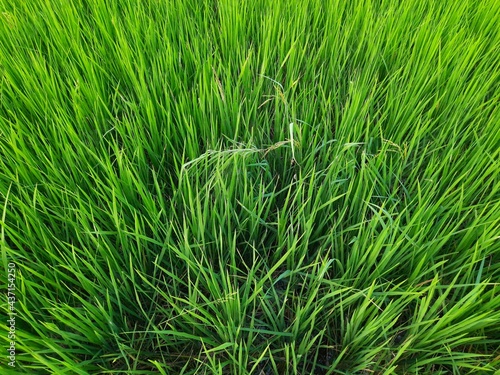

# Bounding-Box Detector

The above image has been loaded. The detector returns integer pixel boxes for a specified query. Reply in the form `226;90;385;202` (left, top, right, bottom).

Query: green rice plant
0;0;499;373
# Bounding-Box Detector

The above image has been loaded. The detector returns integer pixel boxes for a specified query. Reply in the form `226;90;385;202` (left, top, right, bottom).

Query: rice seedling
0;0;499;373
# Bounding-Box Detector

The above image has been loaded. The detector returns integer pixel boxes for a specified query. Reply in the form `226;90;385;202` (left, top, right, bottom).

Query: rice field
0;0;499;373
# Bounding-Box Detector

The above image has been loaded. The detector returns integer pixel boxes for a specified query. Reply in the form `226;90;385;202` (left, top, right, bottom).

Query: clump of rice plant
0;0;499;373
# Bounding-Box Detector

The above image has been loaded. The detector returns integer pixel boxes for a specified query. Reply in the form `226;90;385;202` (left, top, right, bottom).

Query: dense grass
1;0;499;373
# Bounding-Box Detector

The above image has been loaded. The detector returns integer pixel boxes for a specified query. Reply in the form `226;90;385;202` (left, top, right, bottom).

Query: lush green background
1;0;499;373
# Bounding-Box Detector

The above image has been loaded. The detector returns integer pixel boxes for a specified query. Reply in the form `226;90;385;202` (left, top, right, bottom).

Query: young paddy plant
1;0;499;373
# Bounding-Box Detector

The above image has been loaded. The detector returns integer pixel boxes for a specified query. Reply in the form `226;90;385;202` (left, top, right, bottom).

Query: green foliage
0;0;499;373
